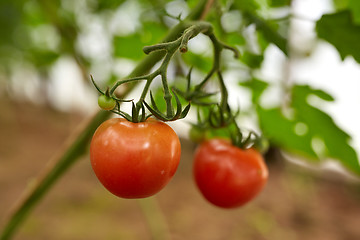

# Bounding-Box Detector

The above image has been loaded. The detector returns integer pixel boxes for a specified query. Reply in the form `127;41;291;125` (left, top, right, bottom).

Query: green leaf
239;77;268;103
240;51;264;68
232;0;287;55
333;0;349;10
244;13;288;55
22;1;48;26
349;0;360;24
258;84;360;175
113;22;167;60
233;0;262;13
269;0;291;7
291;85;360;174
0;2;23;44
28;49;60;67
331;0;360;22
257;31;271;52
258;106;319;159
93;0;126;11
298;85;335;102
182;52;212;73
113;34;146;60
316;10;360;63
225;32;246;46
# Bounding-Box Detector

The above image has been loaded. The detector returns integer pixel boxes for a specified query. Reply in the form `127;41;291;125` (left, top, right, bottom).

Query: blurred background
1;0;360;239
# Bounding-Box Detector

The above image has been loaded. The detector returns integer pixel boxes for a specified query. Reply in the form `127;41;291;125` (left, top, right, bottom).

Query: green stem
113;21;215;106
143;41;174;54
130;22;215;120
195;31;239;91
109;75;150;95
217;71;228;111
139;74;156;102
160;52;176;117
195;33;221;90
137;198;170;240
179;21;212;52
0;110;111;240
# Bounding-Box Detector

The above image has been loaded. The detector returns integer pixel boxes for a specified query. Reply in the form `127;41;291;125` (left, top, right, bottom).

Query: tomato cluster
90;118;268;208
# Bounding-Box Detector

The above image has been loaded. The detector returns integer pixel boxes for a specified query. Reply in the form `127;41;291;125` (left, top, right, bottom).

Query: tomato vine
91;20;267;151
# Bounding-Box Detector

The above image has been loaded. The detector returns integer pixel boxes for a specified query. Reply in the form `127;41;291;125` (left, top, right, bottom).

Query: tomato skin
193;138;268;208
90;118;181;199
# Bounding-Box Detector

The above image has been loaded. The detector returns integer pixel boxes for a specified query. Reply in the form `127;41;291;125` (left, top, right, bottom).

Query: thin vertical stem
137;197;171;240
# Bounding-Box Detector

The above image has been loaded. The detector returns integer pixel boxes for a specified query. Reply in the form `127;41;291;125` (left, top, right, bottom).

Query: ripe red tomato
90;118;181;198
193;138;268;208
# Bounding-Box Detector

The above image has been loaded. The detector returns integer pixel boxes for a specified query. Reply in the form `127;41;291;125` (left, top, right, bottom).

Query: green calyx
192;104;268;152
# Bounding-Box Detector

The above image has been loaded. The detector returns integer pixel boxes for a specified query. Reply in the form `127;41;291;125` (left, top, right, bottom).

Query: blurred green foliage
257;85;360;174
316;10;360;63
113;22;167;60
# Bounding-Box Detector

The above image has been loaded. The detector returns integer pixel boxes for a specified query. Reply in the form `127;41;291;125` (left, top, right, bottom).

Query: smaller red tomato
193;138;268;208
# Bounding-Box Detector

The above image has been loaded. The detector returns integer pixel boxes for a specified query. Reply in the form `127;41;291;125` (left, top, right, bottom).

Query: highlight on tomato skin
193;138;268;208
90;118;181;199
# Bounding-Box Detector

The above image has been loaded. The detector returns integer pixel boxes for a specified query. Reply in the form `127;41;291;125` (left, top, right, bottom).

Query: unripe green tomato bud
98;95;116;110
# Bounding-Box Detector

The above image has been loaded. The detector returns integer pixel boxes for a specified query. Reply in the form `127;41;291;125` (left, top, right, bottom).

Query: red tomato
90;118;181;198
193;138;268;208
